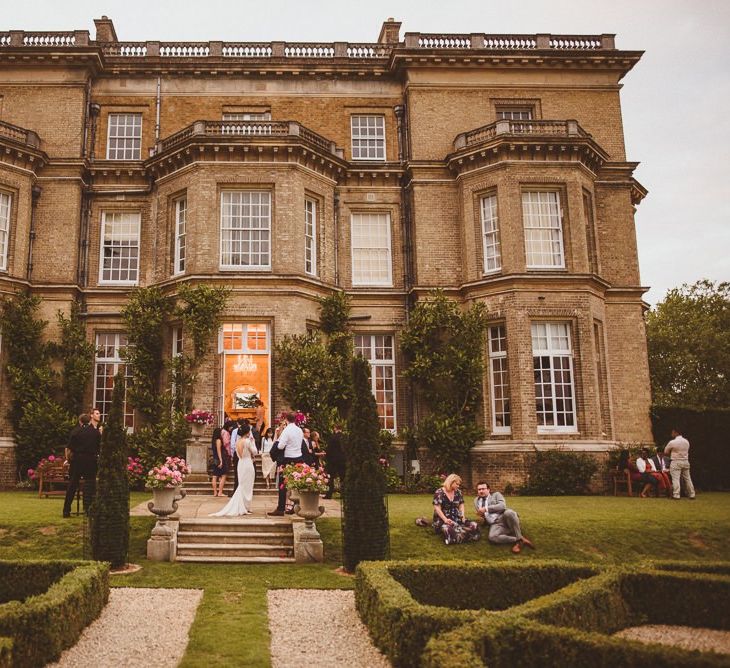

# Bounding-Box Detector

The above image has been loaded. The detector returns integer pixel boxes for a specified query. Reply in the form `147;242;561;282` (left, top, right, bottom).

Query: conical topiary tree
90;371;129;568
342;356;389;572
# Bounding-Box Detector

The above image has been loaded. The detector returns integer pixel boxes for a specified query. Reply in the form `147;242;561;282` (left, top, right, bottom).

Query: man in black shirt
63;414;101;517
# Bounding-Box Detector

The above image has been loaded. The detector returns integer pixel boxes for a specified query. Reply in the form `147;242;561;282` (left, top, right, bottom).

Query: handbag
270;440;286;464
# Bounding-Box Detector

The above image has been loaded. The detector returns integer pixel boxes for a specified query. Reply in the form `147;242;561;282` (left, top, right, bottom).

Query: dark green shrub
0;560;108;668
521;450;598;495
0;637;11;668
53;300;95;416
342;356;389;571
0;561;73;604
90;371;129;569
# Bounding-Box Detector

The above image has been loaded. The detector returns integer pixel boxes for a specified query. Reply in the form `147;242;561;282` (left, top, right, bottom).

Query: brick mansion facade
0;17;652;487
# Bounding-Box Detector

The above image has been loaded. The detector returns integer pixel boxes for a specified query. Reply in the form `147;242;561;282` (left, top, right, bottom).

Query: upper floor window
220;323;269;353
220;191;271;270
354;333;396;431
522;191;565;269
222;112;272;135
174;197;187;275
351;213;392;286
480;194;501;273
304;198;317;276
488;325;511;433
99;212;140;285
496;107;533;121
0;191;11;271
106;113;142;160
351;115;385;161
172;326;184;357
531;322;577;433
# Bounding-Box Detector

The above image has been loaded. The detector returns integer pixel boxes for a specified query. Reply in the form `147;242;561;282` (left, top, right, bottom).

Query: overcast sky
5;0;728;304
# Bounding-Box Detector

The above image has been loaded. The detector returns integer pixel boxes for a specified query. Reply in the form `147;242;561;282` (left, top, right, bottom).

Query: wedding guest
254;398;266;449
268;412;304;517
432;474;480;545
260;427;276;489
474;481;534;553
637;447;670;496
301;427;316;466
664;427;696;500
311;431;325;469
618;450;658;498
211;427;230;497
63;413;101;517
323;425;345;499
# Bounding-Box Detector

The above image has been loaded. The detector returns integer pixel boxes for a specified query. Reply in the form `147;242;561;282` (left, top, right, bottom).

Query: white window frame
106;113;142;160
351;115;386;161
219;191;271;271
172;326;184;357
354;333;397;431
480;194;501;273
221;112;272;135
488;325;511;434
351;212;392;287
0;191;10;271
173;197;187;275
304;197;317;276
496;107;533;121
218;323;270;354
222;112;271;121
531;322;578;434
94;332;134;430
522;191;565;269
99;211;141;285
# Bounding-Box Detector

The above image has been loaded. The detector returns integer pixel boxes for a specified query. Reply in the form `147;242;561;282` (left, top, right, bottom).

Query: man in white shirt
664;428;696;500
268;412;304;516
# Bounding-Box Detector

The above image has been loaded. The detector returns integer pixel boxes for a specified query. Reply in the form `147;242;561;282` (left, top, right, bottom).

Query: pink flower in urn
48;455;56;462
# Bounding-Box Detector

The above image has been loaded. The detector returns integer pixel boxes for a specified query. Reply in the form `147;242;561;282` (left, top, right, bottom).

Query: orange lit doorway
217;323;271;429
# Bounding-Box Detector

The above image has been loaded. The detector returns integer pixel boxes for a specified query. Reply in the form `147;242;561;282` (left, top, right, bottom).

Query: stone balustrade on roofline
152;120;344;159
0;119;41;149
453;119;590;151
0;30;617;60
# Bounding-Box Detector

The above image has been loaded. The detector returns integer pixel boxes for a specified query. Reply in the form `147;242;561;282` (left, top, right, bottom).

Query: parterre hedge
0;560;109;668
355;560;599;668
415;563;730;668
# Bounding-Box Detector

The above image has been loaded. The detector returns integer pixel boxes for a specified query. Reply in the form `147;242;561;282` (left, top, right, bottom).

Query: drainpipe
88;103;101;161
155;76;161;143
26;185;42;281
333;192;340;285
78;191;91;286
82;77;92;157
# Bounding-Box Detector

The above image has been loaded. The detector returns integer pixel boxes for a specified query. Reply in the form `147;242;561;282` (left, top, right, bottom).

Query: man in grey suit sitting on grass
474;481;535;554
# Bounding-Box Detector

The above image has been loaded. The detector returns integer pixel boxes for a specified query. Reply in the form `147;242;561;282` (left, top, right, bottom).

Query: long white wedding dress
210;435;257;516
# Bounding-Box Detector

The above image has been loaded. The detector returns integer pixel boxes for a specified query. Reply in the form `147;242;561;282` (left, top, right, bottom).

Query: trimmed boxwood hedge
418;564;730;668
355;560;599;668
0;638;11;668
0;560;109;668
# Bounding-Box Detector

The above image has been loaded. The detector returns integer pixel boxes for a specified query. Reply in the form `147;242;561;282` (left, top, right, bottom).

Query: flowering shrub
277;410;308;427
185;409;215;426
145;456;191;489
27;454;63;481
282;462;329;493
126;456;144;487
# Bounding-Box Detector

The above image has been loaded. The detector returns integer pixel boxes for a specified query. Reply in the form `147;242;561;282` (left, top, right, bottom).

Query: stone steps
176;517;295;563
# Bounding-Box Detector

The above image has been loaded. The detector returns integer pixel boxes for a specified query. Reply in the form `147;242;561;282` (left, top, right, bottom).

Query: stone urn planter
146;486;186;562
295;490;325;537
190;422;205;438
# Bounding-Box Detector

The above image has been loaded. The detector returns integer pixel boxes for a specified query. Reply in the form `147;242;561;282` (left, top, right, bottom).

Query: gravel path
615;625;730;655
268;589;391;668
48;588;203;668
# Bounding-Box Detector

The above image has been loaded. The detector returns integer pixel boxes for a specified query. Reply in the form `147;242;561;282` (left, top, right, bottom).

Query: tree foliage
342;356;389;572
53;300;95;416
400;291;488;471
275;292;353;435
121;287;173;424
646;280;730;409
90;371;129;569
176;284;230;362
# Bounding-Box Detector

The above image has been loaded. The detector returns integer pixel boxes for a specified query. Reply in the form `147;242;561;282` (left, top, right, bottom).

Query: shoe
521;537;535;550
415;517;429;528
285;509;295;515
267;510;285;516
511;543;522;554
689;496;696;500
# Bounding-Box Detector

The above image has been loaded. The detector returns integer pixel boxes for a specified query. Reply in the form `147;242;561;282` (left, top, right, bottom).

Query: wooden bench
38;460;81;498
612;468;665;497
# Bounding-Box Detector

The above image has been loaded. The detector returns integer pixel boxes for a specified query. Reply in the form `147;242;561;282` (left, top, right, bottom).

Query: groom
268;412;304;517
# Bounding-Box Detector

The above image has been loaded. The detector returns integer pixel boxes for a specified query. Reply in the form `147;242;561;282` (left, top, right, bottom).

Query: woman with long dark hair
210;426;230;497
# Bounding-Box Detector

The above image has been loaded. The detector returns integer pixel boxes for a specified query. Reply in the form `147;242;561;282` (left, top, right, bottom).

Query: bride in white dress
210;424;257;516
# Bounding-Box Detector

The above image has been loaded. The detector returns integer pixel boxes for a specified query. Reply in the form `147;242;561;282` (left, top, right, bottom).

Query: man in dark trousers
324;424;345;500
63;413;101;517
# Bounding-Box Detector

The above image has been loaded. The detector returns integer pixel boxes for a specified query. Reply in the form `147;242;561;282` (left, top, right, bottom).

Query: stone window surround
487;323;511;435
304;193;319;277
105;111;143;160
98;209;141;285
0;188;11;272
491;97;542;121
173;194;187;275
521;186;568;270
218;188;273;271
349;209;393;287
478;189;501;275
353;331;397;432
350;113;387;162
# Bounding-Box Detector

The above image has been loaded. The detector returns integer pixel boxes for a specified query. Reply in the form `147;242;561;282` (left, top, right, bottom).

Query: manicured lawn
1;491;729;666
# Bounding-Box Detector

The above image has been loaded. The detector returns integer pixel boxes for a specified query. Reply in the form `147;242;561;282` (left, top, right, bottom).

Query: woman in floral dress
432;474;480;544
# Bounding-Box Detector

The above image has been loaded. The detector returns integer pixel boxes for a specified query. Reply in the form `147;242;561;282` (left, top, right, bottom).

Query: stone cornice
595;161;648;204
0;121;49;174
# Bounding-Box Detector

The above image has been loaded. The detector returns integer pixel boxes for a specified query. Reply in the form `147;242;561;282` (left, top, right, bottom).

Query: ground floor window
94;332;134;429
488;324;511;433
218;323;270;426
531;322;577;432
354;333;396;431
